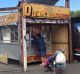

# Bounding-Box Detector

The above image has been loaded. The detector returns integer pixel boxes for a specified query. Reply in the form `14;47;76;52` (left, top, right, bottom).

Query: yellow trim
23;3;70;19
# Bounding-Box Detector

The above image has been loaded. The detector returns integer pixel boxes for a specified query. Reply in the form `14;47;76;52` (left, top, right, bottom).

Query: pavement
0;62;80;74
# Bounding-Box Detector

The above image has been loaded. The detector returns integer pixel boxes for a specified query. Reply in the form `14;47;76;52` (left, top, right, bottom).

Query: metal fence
0;25;18;43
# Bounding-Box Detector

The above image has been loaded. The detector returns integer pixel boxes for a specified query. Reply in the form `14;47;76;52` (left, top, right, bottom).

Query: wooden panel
51;24;68;43
51;24;69;61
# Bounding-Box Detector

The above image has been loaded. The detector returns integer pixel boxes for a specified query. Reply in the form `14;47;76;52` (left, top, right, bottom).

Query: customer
35;34;46;65
43;48;66;71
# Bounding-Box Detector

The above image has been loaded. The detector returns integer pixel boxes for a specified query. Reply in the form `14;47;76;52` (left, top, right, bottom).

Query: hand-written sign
0;13;18;26
23;3;70;19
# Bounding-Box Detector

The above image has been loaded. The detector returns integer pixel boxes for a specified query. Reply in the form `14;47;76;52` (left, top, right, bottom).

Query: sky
56;0;80;11
0;0;80;11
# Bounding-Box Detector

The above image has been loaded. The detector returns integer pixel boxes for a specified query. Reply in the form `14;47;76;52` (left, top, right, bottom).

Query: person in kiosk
35;34;46;65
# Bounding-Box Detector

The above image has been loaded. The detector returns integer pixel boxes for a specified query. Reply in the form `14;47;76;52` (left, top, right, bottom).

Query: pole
21;0;27;71
22;18;27;71
65;0;70;8
65;0;73;62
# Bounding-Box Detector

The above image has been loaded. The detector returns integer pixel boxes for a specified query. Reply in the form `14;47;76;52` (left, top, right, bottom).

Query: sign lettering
23;3;70;19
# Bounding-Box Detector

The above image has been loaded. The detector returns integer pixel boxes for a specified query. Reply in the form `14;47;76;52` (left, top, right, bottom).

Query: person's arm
52;51;59;59
24;35;27;41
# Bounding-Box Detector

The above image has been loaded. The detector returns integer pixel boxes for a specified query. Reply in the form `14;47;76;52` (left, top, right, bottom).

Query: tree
70;11;75;17
75;10;80;17
70;10;80;17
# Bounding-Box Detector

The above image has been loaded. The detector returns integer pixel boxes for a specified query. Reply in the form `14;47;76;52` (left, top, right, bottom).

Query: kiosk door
26;25;52;62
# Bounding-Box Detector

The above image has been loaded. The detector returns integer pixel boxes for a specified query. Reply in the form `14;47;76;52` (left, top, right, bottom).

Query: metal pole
65;0;70;8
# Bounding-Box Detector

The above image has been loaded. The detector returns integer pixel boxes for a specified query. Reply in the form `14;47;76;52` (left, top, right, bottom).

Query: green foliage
75;10;80;17
70;11;75;17
70;10;80;17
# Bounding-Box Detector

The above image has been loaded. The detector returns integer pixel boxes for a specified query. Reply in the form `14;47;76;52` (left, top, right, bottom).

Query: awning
0;13;18;26
26;18;69;24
